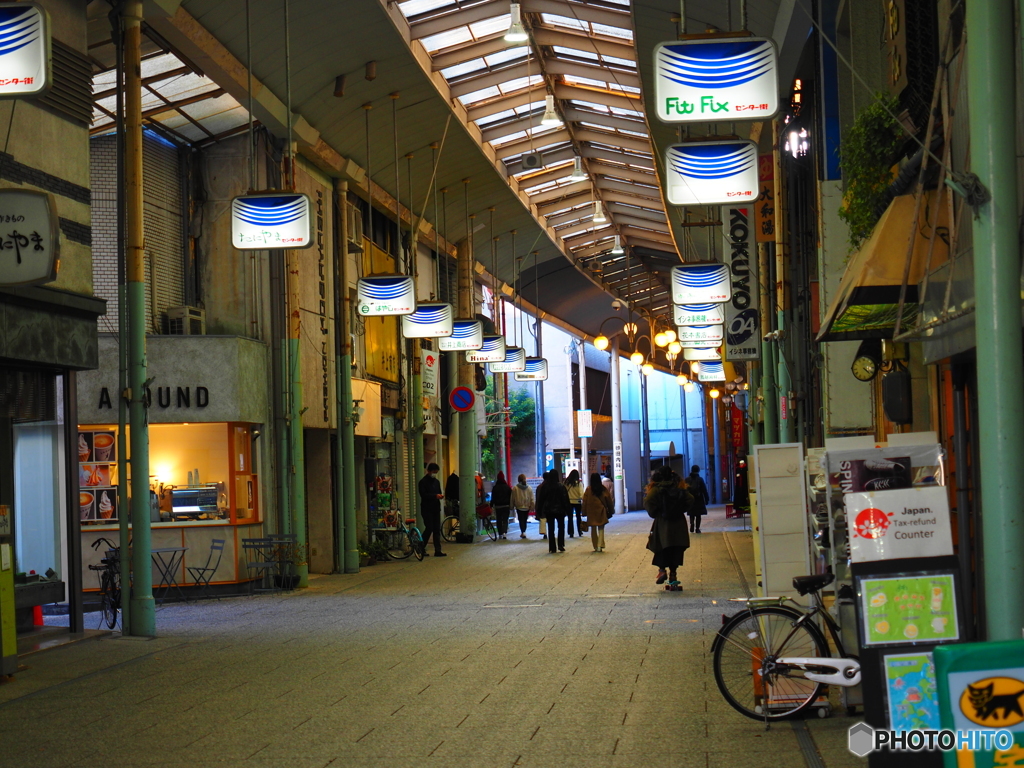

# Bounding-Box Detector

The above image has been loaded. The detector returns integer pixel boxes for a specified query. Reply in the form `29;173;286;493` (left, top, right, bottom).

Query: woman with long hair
582;472;614;552
564;469;584;538
490;471;513;540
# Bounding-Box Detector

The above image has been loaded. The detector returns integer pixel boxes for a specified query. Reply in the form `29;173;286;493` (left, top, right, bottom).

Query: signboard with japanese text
356;275;415;316
421;348;439;434
683;346;722;361
466;335;505;363
0;4;50;98
577;409;593;438
489;345;525;373
731;405;744;448
653;37;779;123
674;302;724;326
671;263;731;304
0;189;58;286
665;140;759;206
231;192;312;250
697;360;726;382
613;441;623;481
438;319;483;351
755;154;776;242
722;206;760;360
514;357;548;381
847;486;954;563
401;302;453;338
676;324;724;343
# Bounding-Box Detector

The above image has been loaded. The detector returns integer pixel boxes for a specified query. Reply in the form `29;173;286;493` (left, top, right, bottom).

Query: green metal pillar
777;310;794;443
747;362;762;448
335;181;359;573
968;0;1024;641
758;243;778;443
124;0;154;637
286;247;308;588
457;235;477;540
409;229;425;526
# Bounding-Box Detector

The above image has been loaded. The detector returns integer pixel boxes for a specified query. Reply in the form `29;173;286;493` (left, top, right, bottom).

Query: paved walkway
1;507;865;768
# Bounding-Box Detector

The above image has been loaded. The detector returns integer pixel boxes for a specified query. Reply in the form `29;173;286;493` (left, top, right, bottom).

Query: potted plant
270;540;304;590
358;542;374;568
368;538;390;563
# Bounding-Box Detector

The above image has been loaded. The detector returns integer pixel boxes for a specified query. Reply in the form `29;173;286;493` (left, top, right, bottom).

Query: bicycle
475;504;498;542
441;500;460;543
373;513;425;561
711;573;861;725
88;537;122;630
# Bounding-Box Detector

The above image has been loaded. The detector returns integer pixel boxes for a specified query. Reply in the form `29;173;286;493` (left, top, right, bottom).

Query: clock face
851;355;877;382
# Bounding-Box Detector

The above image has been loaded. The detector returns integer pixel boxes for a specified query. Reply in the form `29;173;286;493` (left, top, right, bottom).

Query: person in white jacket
510;474;535;539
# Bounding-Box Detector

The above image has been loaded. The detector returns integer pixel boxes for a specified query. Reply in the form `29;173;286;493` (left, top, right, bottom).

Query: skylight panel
421;26;473;53
484;47;528;67
541;13;587;31
498;74;542;94
593;23;632;40
442;57;486;79
564;75;610;89
491;130;528;146
469;13;510;38
458;85;503;105
139;52;180;79
571;100;610;113
553;45;599;61
476;108;517;126
609;105;644;117
601;54;635;67
399;0;453;15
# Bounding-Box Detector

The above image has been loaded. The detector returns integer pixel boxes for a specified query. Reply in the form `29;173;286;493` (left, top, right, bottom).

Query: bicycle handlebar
90;537;122;552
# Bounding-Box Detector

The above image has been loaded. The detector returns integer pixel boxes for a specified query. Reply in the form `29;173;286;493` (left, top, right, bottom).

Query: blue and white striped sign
665;140;759;206
466;335;506;364
683;346;722;361
356;275;415;316
653;38;778;123
676;324;724;343
438;319;484;351
489;346;526;373
674;302;725;327
671;263;731;305
697;360;726;382
401;302;453;338
514;357;548;381
0;4;49;97
231;192;312;250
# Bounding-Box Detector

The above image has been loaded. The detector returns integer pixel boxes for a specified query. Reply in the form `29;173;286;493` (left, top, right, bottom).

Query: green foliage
367;538;390;561
838;94;902;249
481;380;537;478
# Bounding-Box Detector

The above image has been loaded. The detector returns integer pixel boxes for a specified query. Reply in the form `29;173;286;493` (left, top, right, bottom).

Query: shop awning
817;193;949;342
650;441;677;457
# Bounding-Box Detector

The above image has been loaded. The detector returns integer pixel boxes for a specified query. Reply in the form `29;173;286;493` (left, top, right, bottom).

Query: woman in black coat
645;466;692;588
685;464;710;533
490;471;513;539
535;470;571;553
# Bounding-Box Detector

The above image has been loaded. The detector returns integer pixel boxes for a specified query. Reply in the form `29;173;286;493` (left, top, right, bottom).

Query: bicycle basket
475;504;493;519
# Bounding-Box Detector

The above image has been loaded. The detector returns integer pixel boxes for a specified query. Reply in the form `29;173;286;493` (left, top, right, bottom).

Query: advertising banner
421;348;439;434
755;154;776;242
847;486;954;563
231;192;312;250
722;206;760;360
664;140;759;206
577;409;593;438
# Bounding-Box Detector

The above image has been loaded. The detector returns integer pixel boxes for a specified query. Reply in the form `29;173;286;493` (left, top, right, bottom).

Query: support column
747;362;762;448
456;236;477;540
578;342;589;477
758;243;778;443
535;315;547;477
286;240;308;587
712;396;722;503
773;122;794;443
409;231;425;526
566;342;576;465
969;0;1024;641
334;181;359;573
124;0;154;637
610;336;624;517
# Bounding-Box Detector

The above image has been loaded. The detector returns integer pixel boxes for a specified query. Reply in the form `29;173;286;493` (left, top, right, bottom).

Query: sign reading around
671;263;731;305
356;275;415;316
653;37;779;123
847;486;954;563
514;357;548;381
0;189;58;286
722;206;760;360
438;319;483;351
665;141;759;206
0;3;50;98
231;192;312;250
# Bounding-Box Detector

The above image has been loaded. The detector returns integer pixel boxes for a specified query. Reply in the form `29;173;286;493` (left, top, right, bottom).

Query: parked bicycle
373;513;425;561
711;573;861;725
475;503;498;542
441;500;460;543
88;537;123;630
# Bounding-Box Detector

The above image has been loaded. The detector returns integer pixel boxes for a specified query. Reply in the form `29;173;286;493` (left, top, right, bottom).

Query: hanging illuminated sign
489;346;526;373
515;357;548;381
0;189;58;286
676;324;724;343
674;302;724;326
665;140;759;206
653;37;778;123
683;346;722;361
697;360;726;382
671;263;731;305
0;3;50;98
722;206;760;361
401;302;453;338
438;319;483;351
356;275;415;316
466;335;506;363
231;192;312;250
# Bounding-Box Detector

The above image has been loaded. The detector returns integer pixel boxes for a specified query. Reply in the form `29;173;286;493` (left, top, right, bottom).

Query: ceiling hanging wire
432;144;440;300
391;92;402;272
511;229;519;348
283;0;294;190
406;151;414;279
441;186;449;301
245;0;255;190
363;102;373;255
490;207;498;324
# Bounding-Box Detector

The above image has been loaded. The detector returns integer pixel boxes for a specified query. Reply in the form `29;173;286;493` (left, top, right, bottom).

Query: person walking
564;469;584;537
536;469;570;553
685;464;710;533
418;462;446;557
491;471;512;540
510;474;534;539
645;465;692;588
582;472;613;552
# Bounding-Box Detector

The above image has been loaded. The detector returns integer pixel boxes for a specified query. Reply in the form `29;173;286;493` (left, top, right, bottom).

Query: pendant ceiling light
592;200;607;224
610;235;623;255
504;3;528;43
570;157;586;181
540;94;561;126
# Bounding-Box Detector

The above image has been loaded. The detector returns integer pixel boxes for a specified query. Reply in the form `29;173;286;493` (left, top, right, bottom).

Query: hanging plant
838;94;902;249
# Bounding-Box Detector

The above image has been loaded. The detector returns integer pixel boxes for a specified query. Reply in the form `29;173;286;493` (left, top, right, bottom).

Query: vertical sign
731;405;744;449
421;349;439;434
577;409;593;438
884;0;909;96
755;155;776;243
722;207;760;360
613;441;623;481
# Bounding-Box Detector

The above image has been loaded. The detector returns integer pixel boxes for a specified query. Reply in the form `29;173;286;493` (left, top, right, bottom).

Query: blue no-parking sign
449;386;475;413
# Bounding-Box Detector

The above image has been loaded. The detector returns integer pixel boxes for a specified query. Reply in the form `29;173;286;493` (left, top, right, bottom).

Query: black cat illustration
966;682;1024;722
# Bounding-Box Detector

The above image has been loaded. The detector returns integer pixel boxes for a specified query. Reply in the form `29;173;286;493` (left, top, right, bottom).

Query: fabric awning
817;193;949;342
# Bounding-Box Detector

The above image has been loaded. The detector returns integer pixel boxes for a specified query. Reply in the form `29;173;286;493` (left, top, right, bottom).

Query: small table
151;547;188;605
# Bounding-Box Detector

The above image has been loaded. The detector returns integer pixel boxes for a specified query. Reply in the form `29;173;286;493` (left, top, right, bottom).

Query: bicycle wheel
100;572;118;629
385;530;413;560
712;606;828;720
481;518;497;541
408;528;425;561
441;515;460;542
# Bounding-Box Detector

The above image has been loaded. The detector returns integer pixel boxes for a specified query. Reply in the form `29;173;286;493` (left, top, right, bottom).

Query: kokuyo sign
722;206;760;360
847;486;954;563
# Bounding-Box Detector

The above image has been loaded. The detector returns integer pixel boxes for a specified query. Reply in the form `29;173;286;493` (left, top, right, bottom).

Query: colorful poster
860;572;959;646
884;652;940;732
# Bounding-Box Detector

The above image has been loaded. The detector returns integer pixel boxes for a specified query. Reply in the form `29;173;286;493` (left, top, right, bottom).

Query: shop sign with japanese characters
0;3;50;98
671;262;731;305
674;302;724;326
231;192;312;250
514;357;548;381
722;206;760;360
438;319;483;351
489;345;526;373
665;140;759;206
401;302;453;338
683;346;722;361
466;335;506;363
653;37;778;123
697;361;726;382
356;275;415;316
755;154;776;242
0;189;58;286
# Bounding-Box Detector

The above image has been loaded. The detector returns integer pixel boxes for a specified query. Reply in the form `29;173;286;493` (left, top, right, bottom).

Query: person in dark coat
490;471;513;539
535;470;571;553
733;459;750;514
444;472;459;519
645;465;692;587
418;463;446;556
685;464;710;533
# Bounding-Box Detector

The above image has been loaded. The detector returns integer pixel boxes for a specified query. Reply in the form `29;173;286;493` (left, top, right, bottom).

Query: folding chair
186;539;225;599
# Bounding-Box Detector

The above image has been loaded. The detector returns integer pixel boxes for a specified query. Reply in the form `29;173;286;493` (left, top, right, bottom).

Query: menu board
859;572;959;646
78;430;118;524
884;652;940;732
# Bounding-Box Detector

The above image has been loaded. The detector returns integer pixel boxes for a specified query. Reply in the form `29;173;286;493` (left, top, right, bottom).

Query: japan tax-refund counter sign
935;640;1024;768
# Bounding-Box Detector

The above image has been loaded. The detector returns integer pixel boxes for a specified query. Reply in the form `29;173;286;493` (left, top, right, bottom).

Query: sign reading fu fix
722;207;760;361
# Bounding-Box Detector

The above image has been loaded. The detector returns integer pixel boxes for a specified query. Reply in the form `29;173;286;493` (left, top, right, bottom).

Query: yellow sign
958;676;1024;729
362;240;400;382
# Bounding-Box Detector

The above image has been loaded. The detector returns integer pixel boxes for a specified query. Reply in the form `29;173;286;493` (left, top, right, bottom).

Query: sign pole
456;208;477;540
578;342;588;476
610;336;625;516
